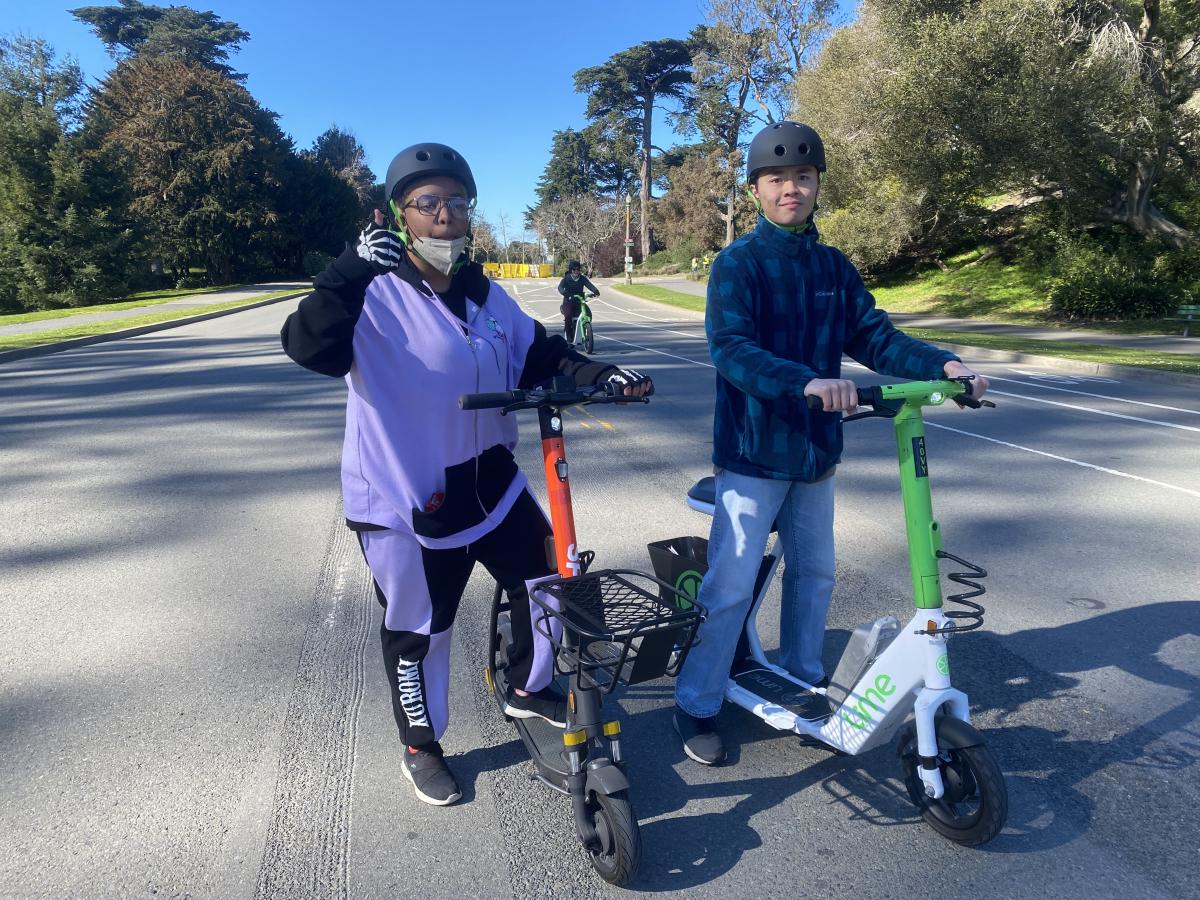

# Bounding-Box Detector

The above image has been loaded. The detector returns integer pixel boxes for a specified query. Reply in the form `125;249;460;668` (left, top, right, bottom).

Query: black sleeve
556;277;570;296
582;277;599;294
280;246;378;377
518;320;617;389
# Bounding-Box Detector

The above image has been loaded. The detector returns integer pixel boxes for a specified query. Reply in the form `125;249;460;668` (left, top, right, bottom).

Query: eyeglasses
404;194;474;218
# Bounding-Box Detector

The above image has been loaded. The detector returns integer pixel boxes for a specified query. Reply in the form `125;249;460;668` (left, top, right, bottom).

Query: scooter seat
687;476;717;507
687;477;779;534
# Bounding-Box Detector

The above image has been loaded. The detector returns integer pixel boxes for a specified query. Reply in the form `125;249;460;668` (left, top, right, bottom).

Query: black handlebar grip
805;388;875;411
459;391;523;410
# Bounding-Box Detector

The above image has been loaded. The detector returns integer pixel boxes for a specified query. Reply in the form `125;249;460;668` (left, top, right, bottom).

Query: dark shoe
402;742;461;806
504;684;568;728
674;709;726;765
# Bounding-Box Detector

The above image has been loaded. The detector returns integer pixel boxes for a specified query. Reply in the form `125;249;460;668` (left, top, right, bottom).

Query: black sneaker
402;742;461;806
504;684;568;728
674;710;726;766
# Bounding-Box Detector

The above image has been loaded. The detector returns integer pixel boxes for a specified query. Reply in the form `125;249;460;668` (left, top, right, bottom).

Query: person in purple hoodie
281;143;652;806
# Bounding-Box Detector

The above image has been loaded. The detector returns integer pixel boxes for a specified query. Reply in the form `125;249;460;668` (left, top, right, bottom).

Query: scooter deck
729;662;831;720
491;663;572;786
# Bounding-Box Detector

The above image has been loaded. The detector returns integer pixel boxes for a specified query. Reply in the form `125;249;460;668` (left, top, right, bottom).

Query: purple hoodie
281;247;618;548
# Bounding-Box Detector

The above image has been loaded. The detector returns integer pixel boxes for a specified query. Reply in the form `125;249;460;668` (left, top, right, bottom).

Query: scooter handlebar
805;378;995;414
459;383;648;413
459;390;525;410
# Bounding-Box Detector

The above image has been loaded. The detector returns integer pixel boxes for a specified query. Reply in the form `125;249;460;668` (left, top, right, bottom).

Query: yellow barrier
484;262;551;279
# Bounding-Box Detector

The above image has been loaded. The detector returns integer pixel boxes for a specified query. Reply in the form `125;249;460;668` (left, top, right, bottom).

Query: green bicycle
565;292;597;354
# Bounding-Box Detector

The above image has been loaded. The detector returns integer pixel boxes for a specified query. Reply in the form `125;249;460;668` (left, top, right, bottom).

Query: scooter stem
539;404;580;577
892;404;944;611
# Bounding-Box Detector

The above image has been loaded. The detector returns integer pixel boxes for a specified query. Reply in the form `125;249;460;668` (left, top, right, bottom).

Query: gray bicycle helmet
385;142;478;203
745;122;826;182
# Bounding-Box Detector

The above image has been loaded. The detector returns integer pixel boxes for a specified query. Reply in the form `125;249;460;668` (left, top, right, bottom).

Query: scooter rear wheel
898;718;1007;846
584;789;640;886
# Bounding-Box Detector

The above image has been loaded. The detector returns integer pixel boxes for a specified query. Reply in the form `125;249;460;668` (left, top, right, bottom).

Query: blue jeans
675;468;836;719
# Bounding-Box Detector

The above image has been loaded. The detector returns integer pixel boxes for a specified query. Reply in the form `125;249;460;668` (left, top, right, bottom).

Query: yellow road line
563;404;612;431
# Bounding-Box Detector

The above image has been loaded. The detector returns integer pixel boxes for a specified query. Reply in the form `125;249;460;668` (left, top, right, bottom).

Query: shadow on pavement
597;599;1197;890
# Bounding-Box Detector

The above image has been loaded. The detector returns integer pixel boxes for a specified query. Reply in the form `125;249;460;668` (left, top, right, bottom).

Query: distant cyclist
557;260;599;343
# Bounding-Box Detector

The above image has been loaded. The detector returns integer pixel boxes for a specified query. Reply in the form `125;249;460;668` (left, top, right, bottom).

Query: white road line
593;296;678;323
598;334;715;368
842;361;1199;433
591;302;708;342
986;375;1200;417
985;389;1200;434
927;423;1200;499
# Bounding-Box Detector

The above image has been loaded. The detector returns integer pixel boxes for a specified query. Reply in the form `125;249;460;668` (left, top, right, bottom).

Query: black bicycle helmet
567;259;581;271
385;142;478;203
746;122;826;182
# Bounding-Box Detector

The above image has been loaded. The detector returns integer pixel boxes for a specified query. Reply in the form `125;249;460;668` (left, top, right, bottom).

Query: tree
706;0;838;122
529;195;624;272
535;127;607;205
71;0;249;77
654;149;751;251
309;126;375;205
683;21;785;244
574;39;694;259
275;151;360;274
0;36;139;310
529;122;638;245
469;214;500;263
1078;0;1200;242
494;211;513;264
88;55;290;284
798;0;1199;270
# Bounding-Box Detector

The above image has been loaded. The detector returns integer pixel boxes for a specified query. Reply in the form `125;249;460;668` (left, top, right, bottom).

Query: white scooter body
687;495;967;800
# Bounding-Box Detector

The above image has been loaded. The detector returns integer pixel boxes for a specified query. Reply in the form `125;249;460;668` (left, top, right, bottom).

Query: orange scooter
459;376;704;886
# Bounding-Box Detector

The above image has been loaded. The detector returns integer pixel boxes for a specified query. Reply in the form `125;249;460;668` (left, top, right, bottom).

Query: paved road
1;281;1197;898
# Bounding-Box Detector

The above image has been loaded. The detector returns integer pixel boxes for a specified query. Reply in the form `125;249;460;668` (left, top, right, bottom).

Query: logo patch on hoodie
485;316;505;340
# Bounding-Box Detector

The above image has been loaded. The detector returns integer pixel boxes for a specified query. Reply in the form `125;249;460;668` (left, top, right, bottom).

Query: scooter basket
531;569;704;694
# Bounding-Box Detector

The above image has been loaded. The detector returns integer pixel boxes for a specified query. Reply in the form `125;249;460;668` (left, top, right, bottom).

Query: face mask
410;234;468;275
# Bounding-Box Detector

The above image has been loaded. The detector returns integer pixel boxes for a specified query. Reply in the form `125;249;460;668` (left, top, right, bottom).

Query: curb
0;290;309;366
922;340;1199;387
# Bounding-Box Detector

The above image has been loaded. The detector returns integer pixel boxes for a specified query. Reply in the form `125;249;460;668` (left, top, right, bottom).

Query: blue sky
4;0;853;230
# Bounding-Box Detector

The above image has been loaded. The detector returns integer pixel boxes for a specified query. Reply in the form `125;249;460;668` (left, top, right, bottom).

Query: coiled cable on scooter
920;551;987;634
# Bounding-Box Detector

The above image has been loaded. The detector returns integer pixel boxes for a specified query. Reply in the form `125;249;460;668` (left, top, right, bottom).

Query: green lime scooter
676;377;1008;845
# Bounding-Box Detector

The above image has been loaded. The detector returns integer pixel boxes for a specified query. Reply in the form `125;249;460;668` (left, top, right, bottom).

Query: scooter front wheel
898;718;1007;846
583;789;641;886
582;320;594;355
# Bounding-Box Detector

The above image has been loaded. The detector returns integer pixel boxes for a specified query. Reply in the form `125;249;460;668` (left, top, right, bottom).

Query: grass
866;254;1186;336
0;283;251;326
610;283;706;313
868;255;1053;323
610;282;1197;377
0;288;307;353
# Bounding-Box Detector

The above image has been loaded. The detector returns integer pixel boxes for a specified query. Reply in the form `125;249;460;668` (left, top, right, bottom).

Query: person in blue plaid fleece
672;122;990;766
